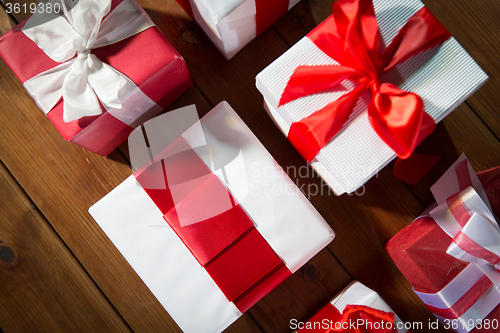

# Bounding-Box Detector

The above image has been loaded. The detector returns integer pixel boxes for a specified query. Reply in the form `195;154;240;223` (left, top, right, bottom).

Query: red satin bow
297;304;396;333
279;0;451;161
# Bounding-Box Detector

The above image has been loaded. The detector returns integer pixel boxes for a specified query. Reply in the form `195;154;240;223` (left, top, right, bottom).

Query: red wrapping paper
0;0;192;155
386;166;500;332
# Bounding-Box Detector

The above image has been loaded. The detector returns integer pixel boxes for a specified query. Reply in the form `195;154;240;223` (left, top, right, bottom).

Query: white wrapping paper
89;101;334;333
331;282;407;333
256;0;488;195
188;0;300;59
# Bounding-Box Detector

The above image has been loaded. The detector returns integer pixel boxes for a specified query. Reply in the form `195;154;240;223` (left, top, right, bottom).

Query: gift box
387;154;500;332
255;0;488;195
175;0;300;59
0;0;192;156
294;281;408;332
89;101;334;333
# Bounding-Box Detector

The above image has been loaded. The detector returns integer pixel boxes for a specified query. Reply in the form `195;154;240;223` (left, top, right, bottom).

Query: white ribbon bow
429;154;500;282
22;0;155;122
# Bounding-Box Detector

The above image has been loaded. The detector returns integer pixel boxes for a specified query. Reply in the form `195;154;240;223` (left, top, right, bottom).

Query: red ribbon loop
279;0;451;161
297;303;396;332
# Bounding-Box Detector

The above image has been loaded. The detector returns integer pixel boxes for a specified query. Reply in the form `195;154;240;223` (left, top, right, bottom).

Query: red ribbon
279;0;451;162
297;304;396;333
134;136;291;313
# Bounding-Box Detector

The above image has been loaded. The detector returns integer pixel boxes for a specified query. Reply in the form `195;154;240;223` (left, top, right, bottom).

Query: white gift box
256;0;488;195
89;101;334;333
183;0;300;59
295;282;408;332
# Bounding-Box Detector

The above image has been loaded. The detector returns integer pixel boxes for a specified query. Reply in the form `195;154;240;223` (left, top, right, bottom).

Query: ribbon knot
279;0;451;162
77;49;91;58
21;0;155;122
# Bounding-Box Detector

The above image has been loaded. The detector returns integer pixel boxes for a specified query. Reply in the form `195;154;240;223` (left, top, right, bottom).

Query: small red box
387;166;500;332
0;0;192;155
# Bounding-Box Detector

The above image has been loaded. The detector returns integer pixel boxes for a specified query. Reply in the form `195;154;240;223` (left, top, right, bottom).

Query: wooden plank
0;160;131;332
273;0;334;45
421;0;500;140
0;3;15;34
399;103;500;206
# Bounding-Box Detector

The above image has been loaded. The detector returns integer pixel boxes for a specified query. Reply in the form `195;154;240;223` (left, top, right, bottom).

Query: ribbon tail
381;6;452;72
278;65;362;106
93;0;155;48
23;60;74;115
87;54;139;110
393;153;440;185
448;213;500;266
288;85;366;162
62;56;103;122
325;0;379;72
64;0;110;48
368;82;435;159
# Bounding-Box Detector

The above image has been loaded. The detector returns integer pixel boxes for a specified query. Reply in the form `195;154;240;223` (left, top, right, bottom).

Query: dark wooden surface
0;0;499;332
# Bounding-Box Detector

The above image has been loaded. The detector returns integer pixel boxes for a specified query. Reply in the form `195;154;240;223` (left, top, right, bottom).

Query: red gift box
0;0;192;155
387;156;500;332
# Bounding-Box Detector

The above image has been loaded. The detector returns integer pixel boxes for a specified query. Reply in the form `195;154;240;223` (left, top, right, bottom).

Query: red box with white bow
0;0;192;155
387;154;500;332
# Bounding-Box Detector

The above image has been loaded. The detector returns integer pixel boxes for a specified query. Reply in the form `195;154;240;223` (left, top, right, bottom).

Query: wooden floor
1;0;500;332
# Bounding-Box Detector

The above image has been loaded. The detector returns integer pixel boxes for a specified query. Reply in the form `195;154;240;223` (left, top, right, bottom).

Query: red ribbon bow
297;304;396;333
279;0;451;162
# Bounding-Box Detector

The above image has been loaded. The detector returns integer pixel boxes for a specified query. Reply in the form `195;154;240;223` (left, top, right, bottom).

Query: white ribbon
22;0;155;123
413;154;500;332
414;264;500;333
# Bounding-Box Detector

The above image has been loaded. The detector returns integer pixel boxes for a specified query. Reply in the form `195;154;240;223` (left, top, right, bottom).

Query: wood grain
0;4;15;34
422;0;500;141
0;160;131;332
